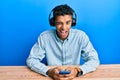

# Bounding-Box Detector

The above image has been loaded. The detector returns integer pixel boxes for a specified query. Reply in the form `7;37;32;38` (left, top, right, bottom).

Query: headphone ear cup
72;18;76;26
49;17;55;26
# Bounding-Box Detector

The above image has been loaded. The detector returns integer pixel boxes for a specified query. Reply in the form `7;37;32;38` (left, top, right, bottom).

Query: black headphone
48;7;77;26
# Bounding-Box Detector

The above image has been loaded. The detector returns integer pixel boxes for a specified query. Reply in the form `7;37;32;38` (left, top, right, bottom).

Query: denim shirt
26;29;100;76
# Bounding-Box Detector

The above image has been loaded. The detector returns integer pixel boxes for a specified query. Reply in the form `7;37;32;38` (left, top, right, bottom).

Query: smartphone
59;70;71;75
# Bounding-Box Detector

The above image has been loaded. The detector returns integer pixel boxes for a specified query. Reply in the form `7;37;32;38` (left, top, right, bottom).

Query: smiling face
55;15;72;40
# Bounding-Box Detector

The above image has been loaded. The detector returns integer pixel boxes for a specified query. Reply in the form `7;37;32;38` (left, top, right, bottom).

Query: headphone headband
48;6;77;26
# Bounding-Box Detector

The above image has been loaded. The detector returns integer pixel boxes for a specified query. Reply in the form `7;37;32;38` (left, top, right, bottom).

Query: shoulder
70;28;86;35
70;29;89;40
40;29;55;37
71;29;90;44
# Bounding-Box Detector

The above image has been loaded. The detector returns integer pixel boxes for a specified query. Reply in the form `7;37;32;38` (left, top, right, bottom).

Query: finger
65;67;72;71
65;76;74;80
63;74;72;77
54;68;60;75
59;76;74;80
58;74;65;78
53;75;61;80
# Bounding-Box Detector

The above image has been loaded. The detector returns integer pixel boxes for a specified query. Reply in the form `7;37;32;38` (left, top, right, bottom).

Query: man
26;4;100;80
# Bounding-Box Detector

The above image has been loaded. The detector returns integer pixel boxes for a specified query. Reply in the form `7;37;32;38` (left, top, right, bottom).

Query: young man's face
55;15;72;40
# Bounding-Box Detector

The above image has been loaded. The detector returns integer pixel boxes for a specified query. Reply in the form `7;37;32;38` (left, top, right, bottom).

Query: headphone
48;7;77;26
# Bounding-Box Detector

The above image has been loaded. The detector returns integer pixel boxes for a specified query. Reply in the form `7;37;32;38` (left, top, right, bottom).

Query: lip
60;31;67;36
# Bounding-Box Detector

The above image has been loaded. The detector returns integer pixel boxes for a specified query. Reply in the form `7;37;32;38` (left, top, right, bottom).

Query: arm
26;35;49;76
80;32;100;75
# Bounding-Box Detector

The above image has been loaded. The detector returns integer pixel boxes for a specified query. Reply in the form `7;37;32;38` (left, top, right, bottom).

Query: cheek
66;25;71;30
56;26;61;30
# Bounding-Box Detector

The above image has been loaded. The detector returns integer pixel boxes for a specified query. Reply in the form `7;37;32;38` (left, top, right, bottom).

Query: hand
47;66;65;80
47;66;79;80
62;66;78;80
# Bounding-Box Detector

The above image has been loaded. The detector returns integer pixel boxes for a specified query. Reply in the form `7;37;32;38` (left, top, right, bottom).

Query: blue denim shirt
26;29;100;76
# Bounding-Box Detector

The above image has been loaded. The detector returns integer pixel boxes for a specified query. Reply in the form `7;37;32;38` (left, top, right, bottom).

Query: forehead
55;15;72;21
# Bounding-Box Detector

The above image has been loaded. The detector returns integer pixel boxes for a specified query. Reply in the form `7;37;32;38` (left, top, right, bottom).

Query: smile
60;31;67;35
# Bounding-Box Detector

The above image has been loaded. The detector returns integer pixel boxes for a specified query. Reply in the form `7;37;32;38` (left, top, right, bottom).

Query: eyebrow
66;20;72;23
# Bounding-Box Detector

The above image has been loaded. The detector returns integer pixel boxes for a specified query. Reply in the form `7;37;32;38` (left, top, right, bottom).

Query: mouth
60;31;68;36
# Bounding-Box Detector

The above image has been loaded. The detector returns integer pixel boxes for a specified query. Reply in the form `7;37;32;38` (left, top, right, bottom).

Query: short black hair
53;4;74;18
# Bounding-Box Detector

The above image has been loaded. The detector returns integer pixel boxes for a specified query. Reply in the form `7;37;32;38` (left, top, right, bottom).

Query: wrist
46;69;52;76
46;70;49;75
75;67;81;72
75;67;83;76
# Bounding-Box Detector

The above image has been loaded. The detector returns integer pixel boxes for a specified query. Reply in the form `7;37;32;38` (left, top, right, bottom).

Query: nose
61;23;66;30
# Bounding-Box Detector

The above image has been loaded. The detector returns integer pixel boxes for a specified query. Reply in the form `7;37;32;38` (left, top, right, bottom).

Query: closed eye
66;20;72;25
55;22;63;25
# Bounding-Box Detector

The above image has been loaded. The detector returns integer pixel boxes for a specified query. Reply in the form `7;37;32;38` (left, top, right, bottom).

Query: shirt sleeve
80;32;100;75
26;35;49;76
